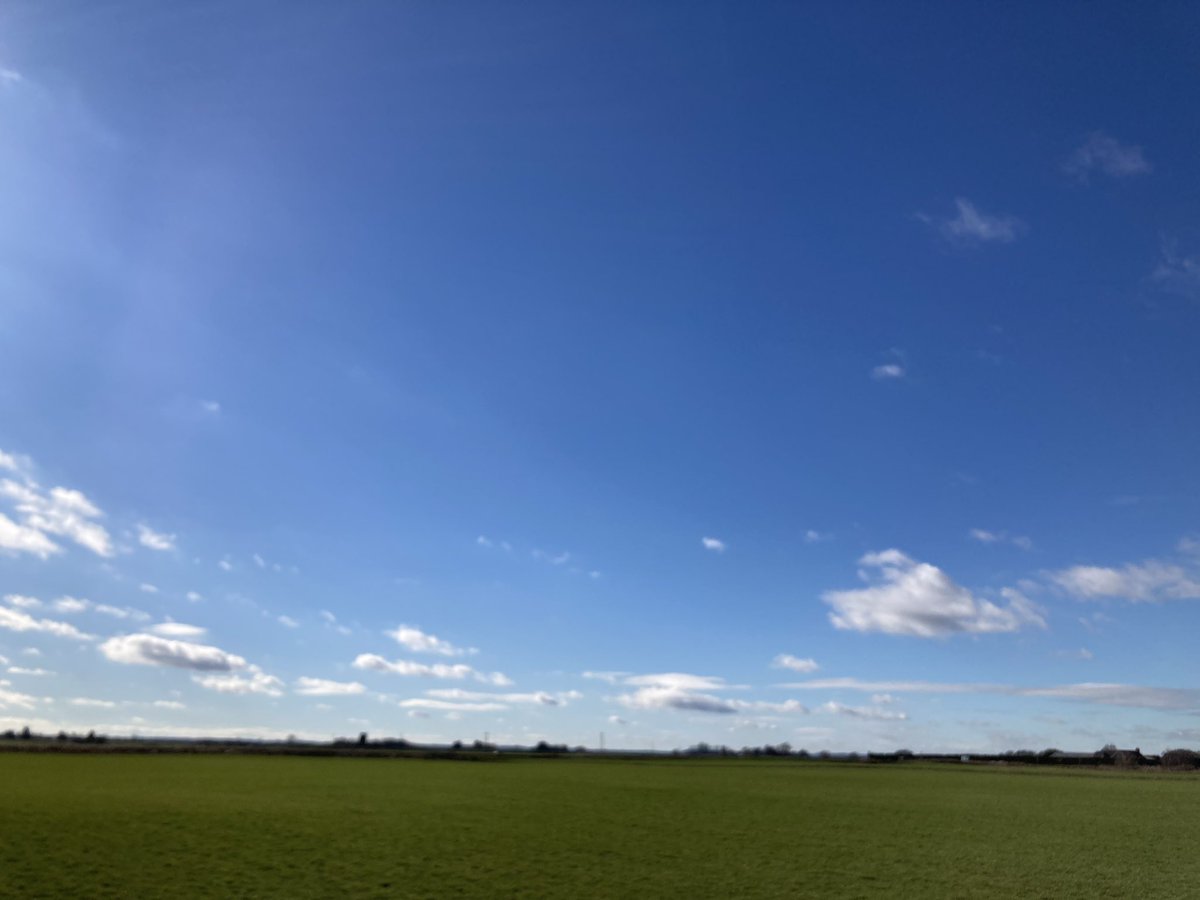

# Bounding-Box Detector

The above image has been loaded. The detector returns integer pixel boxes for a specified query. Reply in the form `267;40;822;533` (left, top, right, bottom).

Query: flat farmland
1;754;1198;898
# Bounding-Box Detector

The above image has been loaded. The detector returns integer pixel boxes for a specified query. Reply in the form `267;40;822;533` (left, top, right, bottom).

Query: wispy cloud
294;677;366;697
1064;132;1151;181
782;676;1200;712
819;701;908;721
1152;239;1200;300
824;549;1045;637
352;654;511;686
871;363;905;380
148;622;207;639
921;197;1024;244
969;528;1033;550
772;654;819;673
0;454;113;558
386;625;476;657
701;536;726;554
137;524;176;552
0;604;95;641
1050;558;1200;602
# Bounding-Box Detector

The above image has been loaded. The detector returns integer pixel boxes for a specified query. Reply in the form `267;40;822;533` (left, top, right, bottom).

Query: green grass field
2;754;1198;898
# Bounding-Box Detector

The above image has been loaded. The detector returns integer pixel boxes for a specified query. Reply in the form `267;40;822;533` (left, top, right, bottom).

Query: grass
2;754;1199;898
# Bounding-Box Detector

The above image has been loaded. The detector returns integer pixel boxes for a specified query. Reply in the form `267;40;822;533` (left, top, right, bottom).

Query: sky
2;1;1200;753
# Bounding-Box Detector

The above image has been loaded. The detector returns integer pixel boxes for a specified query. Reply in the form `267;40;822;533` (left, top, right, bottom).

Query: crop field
2;754;1199;898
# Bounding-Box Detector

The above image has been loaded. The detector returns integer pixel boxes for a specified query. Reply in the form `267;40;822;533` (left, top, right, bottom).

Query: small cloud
1064;132;1151;181
186;591;203;603
1152;239;1200;300
871;363;905;380
476;535;493;548
294;677;366;697
5;594;41;609
7;666;53;676
701;536;726;554
139;583;159;594
607;715;630;726
217;558;233;572
820;700;908;721
253;553;266;569
772;654;819;674
137;524;176;552
277;615;299;629
922;197;1024;245
803;530;830;544
969;528;1033;551
0;67;24;86
201;400;221;415
386;625;476;657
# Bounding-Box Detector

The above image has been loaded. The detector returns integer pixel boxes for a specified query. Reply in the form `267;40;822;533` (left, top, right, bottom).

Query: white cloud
95;604;149;621
277;615;299;628
294;677;366;697
1050;560;1200;602
0;685;39;710
139;583;159;594
148;622;207;639
582;671;628;684
69;698;117;708
21;647;41;657
0;477;113;557
772;654;819;674
969;528;1033;550
820;701;908;721
352;654;511;686
531;548;571;566
608;715;630;725
99;633;246;671
871;363;905;380
186;592;203;603
701;536;726;554
1064;132;1151;180
1152;240;1200;300
0;511;61;558
253;553;266;568
782;676;1200;712
7;666;53;676
0;606;95;641
152;700;186;710
476;535;493;548
613;672;803;717
194;670;284;697
925;197;1024;244
53;596;90;614
397;698;507;713
4;594;41;609
201;400;221;415
619;687;738;714
824;549;1045;637
386;625;475;657
217;558;233;572
426;688;580;707
624;673;729;691
137;524;176;552
803;530;830;544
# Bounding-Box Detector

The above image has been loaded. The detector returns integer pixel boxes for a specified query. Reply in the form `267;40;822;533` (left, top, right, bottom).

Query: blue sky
2;1;1200;752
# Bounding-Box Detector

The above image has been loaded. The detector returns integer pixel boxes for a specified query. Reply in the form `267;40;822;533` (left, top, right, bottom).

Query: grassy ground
1;754;1198;898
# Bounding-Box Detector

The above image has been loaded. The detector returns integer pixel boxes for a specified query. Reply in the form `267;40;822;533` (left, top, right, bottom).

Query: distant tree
19;726;31;740
451;740;463;751
1161;749;1199;770
85;730;97;744
358;732;368;747
56;731;68;742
